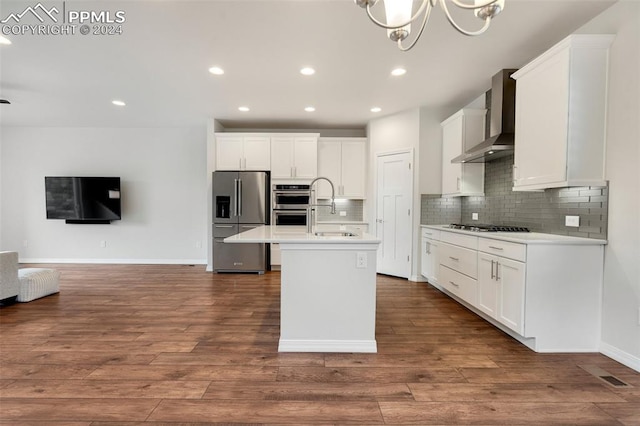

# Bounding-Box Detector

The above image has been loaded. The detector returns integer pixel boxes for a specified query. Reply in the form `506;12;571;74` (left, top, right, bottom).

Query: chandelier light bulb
354;0;506;51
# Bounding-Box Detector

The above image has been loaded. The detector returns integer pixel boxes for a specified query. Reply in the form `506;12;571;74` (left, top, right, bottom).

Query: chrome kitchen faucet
306;177;336;233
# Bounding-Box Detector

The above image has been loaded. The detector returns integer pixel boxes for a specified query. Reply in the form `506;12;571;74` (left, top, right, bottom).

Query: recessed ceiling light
112;100;126;106
300;67;315;76
391;67;407;76
0;36;11;45
304;106;315;112
208;66;224;75
238;106;250;112
371;107;382;113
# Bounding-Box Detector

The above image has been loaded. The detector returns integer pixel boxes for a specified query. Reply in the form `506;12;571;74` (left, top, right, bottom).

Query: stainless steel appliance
272;184;310;226
213;171;269;273
447;223;530;232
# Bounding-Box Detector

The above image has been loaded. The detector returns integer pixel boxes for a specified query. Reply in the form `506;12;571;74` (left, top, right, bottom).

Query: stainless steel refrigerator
212;171;269;273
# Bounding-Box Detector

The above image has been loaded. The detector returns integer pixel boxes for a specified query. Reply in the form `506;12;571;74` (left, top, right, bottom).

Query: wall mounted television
45;176;121;224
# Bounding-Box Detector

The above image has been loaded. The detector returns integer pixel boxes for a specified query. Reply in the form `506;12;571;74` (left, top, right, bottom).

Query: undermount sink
313;231;357;237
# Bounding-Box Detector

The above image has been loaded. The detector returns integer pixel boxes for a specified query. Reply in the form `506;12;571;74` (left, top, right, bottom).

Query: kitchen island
225;225;381;353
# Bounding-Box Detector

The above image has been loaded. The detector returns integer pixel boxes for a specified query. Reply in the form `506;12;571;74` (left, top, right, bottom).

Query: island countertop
224;225;381;244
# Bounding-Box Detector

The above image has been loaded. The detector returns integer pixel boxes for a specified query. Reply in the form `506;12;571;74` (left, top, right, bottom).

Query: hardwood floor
0;264;637;425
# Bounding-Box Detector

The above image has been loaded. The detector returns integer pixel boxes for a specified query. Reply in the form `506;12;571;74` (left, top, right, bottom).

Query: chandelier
354;0;506;51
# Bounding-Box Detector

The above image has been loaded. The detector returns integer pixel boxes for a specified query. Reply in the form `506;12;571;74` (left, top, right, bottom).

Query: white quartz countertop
224;225;381;244
422;225;607;245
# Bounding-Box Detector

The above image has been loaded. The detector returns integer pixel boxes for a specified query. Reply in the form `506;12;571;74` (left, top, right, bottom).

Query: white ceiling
0;0;616;129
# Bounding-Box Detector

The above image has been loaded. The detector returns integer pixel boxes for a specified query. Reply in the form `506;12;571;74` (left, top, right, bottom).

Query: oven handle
274;191;311;196
274;210;307;215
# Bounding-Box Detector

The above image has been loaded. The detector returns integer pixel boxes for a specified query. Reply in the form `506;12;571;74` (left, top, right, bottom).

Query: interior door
376;152;412;278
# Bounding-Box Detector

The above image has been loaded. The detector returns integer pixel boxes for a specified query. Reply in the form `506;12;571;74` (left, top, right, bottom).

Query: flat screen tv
45;176;121;224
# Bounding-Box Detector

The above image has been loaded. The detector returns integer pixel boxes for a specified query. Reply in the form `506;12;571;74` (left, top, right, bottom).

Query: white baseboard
600;341;640;373
20;258;207;265
278;339;377;353
409;274;427;282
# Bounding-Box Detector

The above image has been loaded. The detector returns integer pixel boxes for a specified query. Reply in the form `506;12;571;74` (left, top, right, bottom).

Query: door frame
374;148;415;279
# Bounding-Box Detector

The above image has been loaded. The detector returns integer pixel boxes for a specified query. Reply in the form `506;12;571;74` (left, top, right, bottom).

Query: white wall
0;126;208;264
577;2;640;371
367;108;421;280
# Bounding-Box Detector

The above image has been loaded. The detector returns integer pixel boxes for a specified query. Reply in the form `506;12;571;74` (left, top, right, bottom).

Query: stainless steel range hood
452;69;517;163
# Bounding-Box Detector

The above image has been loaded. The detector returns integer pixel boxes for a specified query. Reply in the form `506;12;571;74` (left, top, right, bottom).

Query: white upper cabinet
215;134;270;171
317;138;366;199
271;135;319;179
441;109;486;197
512;34;614;191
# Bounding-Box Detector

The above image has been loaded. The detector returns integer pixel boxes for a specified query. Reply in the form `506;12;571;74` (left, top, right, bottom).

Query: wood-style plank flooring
1;264;638;425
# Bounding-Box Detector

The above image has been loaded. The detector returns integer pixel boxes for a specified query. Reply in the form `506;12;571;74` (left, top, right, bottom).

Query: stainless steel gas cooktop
447;223;530;232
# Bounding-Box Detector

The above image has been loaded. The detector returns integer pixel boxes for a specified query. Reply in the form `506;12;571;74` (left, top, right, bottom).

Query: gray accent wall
421;154;608;239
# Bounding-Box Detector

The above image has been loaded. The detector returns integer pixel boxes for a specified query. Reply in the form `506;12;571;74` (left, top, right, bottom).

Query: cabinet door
477;253;498;318
497;257;526;334
341;140;366;198
271;137;295;178
243;137;271;170
293;137;318;179
216;136;244;170
317;140;341;198
441;116;463;195
514;49;570;189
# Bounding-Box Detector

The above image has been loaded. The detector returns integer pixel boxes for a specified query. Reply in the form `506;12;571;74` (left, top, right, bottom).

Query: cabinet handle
488;246;504;251
491;259;495;279
449;281;459;287
496;262;500;281
215;224;233;228
449;256;459;261
426;242;431;255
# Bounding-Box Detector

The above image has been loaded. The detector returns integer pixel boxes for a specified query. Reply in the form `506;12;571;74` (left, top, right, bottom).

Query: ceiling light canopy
354;0;506;51
238;106;250;112
112;100;126;106
371;107;382;113
391;67;407;76
304;106;316;112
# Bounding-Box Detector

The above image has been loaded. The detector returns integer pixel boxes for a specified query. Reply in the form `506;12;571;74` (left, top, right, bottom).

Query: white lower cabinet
423;226;605;352
420;228;440;284
439;264;477;306
478;251;525;335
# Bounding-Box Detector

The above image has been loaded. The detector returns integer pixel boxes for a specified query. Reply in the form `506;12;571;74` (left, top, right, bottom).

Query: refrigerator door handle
238;179;243;217
233;179;239;217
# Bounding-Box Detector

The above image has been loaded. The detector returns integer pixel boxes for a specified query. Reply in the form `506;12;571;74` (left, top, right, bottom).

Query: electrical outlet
356;252;367;268
339;211;347;217
565;215;580;227
195;240;202;248
339;225;347;231
472;213;479;221
100;240;107;248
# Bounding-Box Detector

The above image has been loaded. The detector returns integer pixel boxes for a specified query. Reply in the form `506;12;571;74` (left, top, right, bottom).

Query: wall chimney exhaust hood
452;69;517;164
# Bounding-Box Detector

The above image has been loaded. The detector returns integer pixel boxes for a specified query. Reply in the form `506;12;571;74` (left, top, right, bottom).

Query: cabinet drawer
421;228;440;240
439;265;477;306
479;238;526;262
440;231;478;250
439;242;478;279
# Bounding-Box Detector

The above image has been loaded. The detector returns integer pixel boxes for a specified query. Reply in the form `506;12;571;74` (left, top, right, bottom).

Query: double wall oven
272;184;310;226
